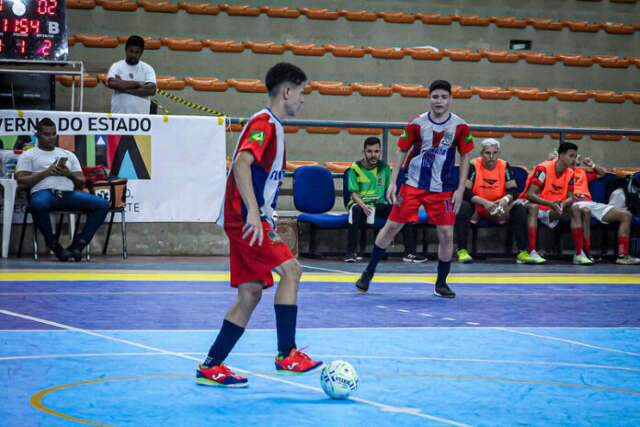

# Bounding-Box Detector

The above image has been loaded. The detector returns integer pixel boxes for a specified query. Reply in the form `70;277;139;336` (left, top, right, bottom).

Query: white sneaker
529;250;546;264
616;255;640;265
573;252;594;265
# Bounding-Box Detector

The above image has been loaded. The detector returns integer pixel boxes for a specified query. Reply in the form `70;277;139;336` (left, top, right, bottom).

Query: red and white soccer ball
320;360;359;399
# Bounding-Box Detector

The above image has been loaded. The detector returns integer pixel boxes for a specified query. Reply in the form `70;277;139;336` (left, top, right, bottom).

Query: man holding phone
16;118;110;261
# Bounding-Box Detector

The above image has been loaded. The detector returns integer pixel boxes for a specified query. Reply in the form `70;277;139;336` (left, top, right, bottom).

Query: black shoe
66;239;87;262
434;283;456;299
402;253;428;263
355;271;373;293
344;253;358;263
50;243;72;262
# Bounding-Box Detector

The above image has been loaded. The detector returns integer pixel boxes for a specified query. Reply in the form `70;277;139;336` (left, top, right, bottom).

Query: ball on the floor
320;360;358;399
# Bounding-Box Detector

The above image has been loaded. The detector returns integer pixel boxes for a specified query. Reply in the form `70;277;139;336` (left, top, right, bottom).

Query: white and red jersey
398;112;473;193
221;107;285;228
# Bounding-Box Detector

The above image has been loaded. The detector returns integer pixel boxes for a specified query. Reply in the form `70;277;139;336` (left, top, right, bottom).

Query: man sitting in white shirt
16;118;109;261
107;35;157;115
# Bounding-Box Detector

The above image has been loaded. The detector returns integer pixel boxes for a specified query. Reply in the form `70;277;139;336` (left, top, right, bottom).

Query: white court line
494;327;640;357
300;264;354;274
0;309;471;427
442;318;456;321
397;309;411;313
419;313;433;317
2;351;639;373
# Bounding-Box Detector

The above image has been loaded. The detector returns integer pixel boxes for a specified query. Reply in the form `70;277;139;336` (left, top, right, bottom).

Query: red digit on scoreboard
0;39;3;54
48;0;58;16
15;18;30;34
18;39;26;55
29;19;41;34
2;19;7;33
0;0;3;13
41;39;52;56
37;0;58;16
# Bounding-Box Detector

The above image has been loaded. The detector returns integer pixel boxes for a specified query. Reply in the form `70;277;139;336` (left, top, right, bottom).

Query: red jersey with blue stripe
398;112;473;192
222;108;285;228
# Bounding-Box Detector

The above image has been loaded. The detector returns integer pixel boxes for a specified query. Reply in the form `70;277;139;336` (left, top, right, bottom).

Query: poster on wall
0;110;227;222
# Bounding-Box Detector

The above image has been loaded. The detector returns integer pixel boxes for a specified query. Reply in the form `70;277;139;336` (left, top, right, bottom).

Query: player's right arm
233;150;263;246
106;63;141;91
388;124;417;204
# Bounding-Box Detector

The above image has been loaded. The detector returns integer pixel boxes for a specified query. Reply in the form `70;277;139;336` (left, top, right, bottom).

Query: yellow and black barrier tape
156;88;228;116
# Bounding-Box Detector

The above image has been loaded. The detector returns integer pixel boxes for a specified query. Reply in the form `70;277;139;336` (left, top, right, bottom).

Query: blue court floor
1;257;639;426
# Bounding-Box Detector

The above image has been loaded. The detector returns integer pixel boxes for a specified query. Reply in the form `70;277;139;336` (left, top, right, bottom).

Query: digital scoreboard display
0;0;67;61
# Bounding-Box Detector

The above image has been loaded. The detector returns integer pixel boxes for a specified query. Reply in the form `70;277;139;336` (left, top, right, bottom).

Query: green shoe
573;253;593;265
457;249;473;263
516;250;538;264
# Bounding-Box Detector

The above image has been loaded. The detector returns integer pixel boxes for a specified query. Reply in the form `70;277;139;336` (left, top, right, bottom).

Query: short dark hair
429;79;452;95
363;136;381;148
265;62;307;97
558;142;578;154
125;35;145;51
36;117;56;132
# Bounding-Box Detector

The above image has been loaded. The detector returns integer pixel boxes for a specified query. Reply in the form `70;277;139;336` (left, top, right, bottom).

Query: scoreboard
0;0;68;61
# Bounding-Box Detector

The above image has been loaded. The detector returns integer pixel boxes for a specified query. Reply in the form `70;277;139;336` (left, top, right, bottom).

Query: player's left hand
452;188;464;214
582;157;594;168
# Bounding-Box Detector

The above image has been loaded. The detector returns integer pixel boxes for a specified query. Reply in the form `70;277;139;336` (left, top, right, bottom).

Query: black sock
204;319;245;367
275;304;298;357
436;260;451;287
365;244;386;276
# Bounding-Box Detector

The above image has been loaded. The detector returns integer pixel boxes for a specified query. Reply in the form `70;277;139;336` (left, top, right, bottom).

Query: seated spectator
571;155;640;264
454;138;535;263
517;142;589;265
15;118;109;261
345;137;426;263
107;35;157;114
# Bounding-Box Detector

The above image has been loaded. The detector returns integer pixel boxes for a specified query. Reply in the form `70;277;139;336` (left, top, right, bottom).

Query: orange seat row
68;35;640;70
54;74;640;105
67;1;639;34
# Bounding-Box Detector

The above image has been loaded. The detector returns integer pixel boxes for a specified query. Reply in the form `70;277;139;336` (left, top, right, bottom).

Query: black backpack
607;174;640;215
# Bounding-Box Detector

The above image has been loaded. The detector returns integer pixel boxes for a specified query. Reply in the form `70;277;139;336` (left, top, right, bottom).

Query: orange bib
572;168;592;201
538;160;574;202
471;157;507;202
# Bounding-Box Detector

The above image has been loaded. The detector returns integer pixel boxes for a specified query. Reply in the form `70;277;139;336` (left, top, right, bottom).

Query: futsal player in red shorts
196;63;322;388
355;80;473;298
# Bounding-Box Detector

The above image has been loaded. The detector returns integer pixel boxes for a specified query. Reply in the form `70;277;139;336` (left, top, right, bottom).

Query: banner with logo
0;110;227;222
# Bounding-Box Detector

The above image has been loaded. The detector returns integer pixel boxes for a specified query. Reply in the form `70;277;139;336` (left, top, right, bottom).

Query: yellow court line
1;271;640;284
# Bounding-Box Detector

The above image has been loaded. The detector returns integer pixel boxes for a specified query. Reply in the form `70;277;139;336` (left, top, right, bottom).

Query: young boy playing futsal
355;80;474;298
196;63;322;388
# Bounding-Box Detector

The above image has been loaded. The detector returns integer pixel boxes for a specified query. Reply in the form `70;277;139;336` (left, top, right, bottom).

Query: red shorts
225;221;294;288
388;185;455;226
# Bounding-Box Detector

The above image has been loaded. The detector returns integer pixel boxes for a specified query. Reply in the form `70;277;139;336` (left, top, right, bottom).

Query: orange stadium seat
118;35;161;49
99;0;137;11
178;2;220;14
510;87;552;101
490;16;528;28
366;46;405;60
227;123;243;132
378;11;416;24
243;40;286;54
202;39;245;52
470;86;513;100
220;4;261;16
156;76;186;90
591;55;631;68
528;18;564;31
587;90;626;103
184;77;228;91
68;36;76;46
415;13;454;25
286;161;319;171
629;136;640;142
391;83;429;97
455;15;492;26
160;37;203;51
562;20;602;32
305;127;341;134
55;74;99;88
338;9;378;21
75;34;120;48
452;85;473;99
479;49;520;63
547;88;591;102
390;129;404;136
519;52;558;65
260;6;300;18
590;134;623;141
556;54;594;67
284;126;301;133
324;44;366;58
511;132;545;139
472;131;506;138
138;0;179;13
96;73;107;83
324;162;352;173
403;47;444;60
346;128;383;135
622;91;640;103
67;0;96;9
226;78;266;93
299;8;340;20
284;42;326;56
550;133;584;140
603;23;636;34
351;82;393;97
626;56;640;68
308;81;354;96
444;48;482;61
610;0;638;3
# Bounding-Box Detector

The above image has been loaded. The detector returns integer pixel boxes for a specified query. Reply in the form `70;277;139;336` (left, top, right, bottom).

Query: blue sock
365;244;386;276
436;261;451;286
204;319;245;367
275;304;298;357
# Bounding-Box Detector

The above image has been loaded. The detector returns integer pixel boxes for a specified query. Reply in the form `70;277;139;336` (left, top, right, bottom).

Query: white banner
0;110;227;222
